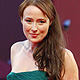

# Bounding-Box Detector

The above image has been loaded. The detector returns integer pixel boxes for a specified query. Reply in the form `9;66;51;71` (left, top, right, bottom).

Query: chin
29;39;43;43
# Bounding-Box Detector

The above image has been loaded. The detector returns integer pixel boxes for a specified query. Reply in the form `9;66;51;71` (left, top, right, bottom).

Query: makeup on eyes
24;17;47;25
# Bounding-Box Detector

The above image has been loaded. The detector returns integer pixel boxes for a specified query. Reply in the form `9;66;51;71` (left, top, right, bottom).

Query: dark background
0;0;80;79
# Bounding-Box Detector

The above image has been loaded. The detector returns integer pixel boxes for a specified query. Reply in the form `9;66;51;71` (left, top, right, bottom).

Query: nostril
31;27;37;32
31;29;38;32
31;27;38;32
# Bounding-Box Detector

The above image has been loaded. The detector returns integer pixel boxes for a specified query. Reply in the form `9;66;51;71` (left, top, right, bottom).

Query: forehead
23;5;47;19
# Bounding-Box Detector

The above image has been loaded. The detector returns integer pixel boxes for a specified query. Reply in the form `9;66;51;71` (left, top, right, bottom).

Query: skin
62;49;79;80
21;5;50;51
10;5;79;80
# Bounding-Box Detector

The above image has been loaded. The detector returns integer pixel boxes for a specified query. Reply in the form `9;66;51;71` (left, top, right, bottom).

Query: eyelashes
25;20;32;23
26;20;32;22
39;20;46;23
24;19;46;25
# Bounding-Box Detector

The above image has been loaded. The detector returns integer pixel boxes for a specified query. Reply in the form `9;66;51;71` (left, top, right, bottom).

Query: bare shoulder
63;48;79;80
11;40;27;53
64;49;77;64
10;40;27;66
11;41;23;54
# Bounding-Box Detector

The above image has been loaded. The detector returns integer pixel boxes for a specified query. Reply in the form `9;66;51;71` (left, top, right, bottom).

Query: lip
29;33;39;37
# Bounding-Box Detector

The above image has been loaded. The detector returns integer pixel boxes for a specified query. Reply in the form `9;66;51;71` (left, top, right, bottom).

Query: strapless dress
7;70;48;80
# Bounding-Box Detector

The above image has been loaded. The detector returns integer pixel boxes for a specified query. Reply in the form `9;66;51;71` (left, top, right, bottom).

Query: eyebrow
23;17;46;20
24;17;32;20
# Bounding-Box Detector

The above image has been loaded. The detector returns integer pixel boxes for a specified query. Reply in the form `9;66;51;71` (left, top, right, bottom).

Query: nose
31;22;38;32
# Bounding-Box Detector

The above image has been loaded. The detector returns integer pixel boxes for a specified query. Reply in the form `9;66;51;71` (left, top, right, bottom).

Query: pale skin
11;5;79;80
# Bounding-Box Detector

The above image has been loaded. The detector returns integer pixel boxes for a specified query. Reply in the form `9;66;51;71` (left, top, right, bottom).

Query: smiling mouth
29;33;39;38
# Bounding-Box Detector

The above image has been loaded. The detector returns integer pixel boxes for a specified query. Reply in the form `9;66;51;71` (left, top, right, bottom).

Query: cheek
38;25;49;32
23;23;31;32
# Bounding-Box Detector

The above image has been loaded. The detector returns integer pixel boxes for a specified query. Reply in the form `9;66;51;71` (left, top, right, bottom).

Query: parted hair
19;0;65;80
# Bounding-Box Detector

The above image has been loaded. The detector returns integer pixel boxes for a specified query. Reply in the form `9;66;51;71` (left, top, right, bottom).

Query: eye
39;21;45;23
25;20;32;22
38;20;46;24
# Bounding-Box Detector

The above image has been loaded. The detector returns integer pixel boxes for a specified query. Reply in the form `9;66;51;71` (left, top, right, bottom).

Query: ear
20;17;23;24
49;20;52;26
49;17;54;26
21;19;23;24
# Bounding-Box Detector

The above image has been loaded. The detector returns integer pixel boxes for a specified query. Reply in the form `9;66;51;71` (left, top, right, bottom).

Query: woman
7;0;79;80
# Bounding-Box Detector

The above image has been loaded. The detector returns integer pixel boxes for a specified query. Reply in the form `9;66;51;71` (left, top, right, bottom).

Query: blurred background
0;0;80;79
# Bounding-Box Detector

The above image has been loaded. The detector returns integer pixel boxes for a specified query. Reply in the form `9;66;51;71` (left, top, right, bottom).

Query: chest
12;51;38;72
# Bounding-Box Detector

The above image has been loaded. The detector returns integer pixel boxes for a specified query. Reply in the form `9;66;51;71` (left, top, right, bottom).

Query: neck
28;40;38;53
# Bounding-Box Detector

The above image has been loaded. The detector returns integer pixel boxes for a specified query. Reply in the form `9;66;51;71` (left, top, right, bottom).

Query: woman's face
22;5;50;43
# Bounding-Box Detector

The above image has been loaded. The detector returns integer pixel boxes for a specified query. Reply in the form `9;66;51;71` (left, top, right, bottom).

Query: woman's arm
62;49;79;80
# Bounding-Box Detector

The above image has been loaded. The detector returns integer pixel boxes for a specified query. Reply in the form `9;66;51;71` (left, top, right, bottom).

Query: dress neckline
11;70;46;74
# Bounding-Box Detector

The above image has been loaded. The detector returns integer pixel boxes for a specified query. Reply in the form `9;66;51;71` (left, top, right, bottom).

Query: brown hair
19;0;65;80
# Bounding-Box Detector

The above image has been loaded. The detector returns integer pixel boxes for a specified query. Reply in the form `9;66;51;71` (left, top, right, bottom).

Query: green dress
7;70;48;80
